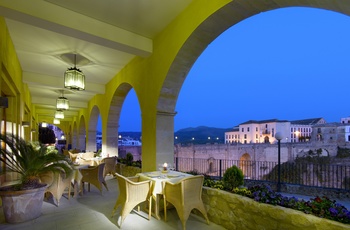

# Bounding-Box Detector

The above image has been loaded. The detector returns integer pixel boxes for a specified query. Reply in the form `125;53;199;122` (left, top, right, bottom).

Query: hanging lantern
64;54;85;91
56;90;69;110
55;110;64;119
53;118;60;124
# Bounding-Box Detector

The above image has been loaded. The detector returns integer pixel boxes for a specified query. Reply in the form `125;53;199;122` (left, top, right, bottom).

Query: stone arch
86;106;100;152
106;83;139;157
78;116;86;152
240;153;253;179
156;0;350;173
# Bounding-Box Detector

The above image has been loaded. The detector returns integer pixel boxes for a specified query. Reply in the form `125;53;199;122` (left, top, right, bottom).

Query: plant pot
0;184;47;223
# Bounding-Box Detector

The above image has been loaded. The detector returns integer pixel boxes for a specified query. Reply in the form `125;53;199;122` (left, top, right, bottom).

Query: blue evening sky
114;7;350;132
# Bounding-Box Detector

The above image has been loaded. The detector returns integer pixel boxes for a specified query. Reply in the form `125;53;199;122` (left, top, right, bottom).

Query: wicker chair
163;175;209;230
80;163;108;193
69;151;79;162
39;171;73;206
102;156;118;178
111;173;152;227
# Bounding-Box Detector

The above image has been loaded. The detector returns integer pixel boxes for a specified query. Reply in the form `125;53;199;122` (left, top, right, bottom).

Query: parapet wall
201;187;350;230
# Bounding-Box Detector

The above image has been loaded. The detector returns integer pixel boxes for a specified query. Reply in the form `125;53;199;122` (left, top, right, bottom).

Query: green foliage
232;187;251;197
295;148;330;164
264;162;303;184
125;152;133;166
336;147;350;158
0;133;74;190
203;178;224;190
222;165;244;191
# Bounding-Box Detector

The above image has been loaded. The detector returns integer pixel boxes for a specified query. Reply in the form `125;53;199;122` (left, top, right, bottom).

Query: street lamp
275;132;283;192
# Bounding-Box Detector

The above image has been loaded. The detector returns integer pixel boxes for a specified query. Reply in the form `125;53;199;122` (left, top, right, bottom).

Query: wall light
22;121;30;127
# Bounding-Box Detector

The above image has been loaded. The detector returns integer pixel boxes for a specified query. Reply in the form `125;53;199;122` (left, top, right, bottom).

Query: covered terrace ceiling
0;0;192;123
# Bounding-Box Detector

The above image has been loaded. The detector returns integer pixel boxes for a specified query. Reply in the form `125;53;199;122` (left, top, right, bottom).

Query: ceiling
0;0;192;123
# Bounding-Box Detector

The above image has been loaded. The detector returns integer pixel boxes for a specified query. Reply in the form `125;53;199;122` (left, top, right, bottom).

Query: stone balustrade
200;187;350;230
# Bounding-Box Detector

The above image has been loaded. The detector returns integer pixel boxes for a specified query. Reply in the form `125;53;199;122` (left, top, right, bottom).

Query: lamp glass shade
55;110;64;119
64;67;85;91
53;118;60;124
56;96;69;110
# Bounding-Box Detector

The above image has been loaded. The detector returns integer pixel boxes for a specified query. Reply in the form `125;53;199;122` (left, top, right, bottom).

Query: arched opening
240;153;253;179
87;106;100;153
107;83;141;158
157;2;350;170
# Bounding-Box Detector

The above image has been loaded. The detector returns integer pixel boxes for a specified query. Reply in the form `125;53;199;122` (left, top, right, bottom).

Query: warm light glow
53;118;60;124
41;122;47;128
61;135;65;140
64;67;85;91
56;96;69;110
163;162;168;167
55;110;64;119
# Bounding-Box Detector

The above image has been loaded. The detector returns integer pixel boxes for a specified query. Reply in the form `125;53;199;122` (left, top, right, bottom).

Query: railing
174;157;350;190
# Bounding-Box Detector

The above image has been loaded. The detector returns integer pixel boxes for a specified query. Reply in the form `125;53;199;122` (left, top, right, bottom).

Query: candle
163;162;168;171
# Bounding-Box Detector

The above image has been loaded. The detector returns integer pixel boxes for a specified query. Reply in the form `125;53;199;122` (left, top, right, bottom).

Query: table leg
149;194;162;220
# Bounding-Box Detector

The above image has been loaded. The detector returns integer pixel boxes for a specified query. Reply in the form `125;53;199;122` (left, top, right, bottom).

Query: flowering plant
233;184;350;224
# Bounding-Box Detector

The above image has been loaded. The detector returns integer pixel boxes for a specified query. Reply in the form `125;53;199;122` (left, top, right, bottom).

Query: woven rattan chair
102;156;118;178
163;175;209;230
40;171;73;206
111;173;152;227
69;151;79;162
81;163;108;193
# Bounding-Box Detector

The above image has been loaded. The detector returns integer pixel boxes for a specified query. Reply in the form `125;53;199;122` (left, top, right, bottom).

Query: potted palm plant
0;133;74;223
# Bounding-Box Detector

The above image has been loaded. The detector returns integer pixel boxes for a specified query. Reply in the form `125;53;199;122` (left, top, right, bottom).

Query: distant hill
174;126;231;144
116;126;232;144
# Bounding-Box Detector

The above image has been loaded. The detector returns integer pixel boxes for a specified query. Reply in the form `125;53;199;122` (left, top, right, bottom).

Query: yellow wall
77;0;231;171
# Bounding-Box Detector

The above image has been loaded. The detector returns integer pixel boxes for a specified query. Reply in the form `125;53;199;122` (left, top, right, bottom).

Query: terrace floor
0;176;226;230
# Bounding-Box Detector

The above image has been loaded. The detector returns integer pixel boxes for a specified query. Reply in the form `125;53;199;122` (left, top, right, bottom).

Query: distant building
341;116;350;124
118;137;142;146
312;122;350;144
225;118;325;144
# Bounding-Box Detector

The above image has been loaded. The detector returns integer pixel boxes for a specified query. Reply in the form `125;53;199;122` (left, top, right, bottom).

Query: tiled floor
0;176;226;230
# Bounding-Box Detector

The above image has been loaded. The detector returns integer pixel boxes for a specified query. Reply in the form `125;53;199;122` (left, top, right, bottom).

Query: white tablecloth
136;170;192;219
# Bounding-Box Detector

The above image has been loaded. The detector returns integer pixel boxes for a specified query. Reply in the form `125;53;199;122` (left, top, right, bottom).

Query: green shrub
125;152;134;166
203;178;224;190
337;147;350;158
222;165;244;191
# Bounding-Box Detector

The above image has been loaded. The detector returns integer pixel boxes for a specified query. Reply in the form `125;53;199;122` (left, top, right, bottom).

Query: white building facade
225;118;326;144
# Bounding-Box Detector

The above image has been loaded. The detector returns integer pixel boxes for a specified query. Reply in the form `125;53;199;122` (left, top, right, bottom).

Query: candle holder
159;163;170;173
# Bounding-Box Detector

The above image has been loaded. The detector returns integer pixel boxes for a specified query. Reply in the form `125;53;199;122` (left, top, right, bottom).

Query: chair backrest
116;173;127;200
69;152;79;162
97;163;106;181
83;152;95;159
181;175;204;205
103;156;118;176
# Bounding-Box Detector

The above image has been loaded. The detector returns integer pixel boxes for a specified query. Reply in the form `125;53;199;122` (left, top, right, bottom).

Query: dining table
72;164;90;197
136;170;193;220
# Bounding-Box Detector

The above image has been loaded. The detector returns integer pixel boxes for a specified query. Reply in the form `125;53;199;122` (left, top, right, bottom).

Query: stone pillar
106;121;119;157
156;111;176;169
86;129;96;152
